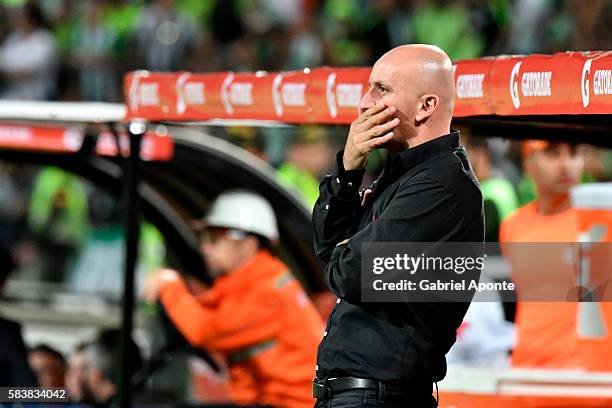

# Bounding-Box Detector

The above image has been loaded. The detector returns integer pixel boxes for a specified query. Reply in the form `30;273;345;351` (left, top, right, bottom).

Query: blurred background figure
463;135;519;241
144;191;324;408
277;126;334;209
225;126;267;161
0;163;29;251
446;296;515;368
0;244;37;387
81;329;143;405
285;13;323;69
28;166;88;284
133;0;198;72
68;188;165;299
445;134;519;369
500;141;586;369
69;0;118;102
65;342;94;403
0;1;58;100
28;343;67;388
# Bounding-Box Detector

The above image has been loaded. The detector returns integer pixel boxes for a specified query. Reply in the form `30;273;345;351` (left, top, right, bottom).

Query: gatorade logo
272;74;283;116
326;73;363;118
326;73;338;118
509;61;552;109
176;73;206;114
594;68;612;97
282;83;306;106
128;72;159;111
510;62;522;109
337;83;362;107
521;71;552;97
128;71;142;111
582;59;592;107
456;73;485;99
272;75;306;117
221;73;234;114
229;83;254;106
220;75;254;114
134;83;160;108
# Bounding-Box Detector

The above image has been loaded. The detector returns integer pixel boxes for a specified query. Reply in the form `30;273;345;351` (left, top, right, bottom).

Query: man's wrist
333;150;365;196
342;151;366;171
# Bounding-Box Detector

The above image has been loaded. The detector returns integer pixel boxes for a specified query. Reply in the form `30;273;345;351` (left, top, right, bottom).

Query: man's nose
359;91;376;114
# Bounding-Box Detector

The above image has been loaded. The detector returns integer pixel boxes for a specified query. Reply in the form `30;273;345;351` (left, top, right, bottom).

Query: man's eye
378;85;387;93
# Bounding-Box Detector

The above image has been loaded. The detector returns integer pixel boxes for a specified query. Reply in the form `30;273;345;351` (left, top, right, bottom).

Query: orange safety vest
160;249;324;407
499;202;612;371
500;202;583;369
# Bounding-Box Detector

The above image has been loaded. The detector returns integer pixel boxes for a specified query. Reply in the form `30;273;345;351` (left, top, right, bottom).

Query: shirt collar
389;130;460;176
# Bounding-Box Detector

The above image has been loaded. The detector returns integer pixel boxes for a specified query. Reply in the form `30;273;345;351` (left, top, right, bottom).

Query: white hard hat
204;190;279;241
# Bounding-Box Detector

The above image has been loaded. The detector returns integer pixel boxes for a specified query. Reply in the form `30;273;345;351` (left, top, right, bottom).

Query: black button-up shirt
312;131;484;382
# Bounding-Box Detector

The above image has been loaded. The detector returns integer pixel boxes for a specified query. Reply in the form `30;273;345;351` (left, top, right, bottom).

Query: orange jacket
160;250;323;407
500;203;582;369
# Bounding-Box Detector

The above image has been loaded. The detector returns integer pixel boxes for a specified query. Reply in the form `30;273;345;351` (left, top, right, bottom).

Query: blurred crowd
0;162;165;300
0;0;611;102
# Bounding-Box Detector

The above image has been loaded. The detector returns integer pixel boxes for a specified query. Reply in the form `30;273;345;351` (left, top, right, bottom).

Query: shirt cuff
331;150;365;198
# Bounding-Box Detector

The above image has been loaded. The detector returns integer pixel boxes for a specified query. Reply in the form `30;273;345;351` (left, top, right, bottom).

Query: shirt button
323;331;328;337
336;298;341;304
325;204;329;210
347;181;353;187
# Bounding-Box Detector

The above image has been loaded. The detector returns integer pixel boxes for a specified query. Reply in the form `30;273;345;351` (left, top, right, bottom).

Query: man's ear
415;94;439;123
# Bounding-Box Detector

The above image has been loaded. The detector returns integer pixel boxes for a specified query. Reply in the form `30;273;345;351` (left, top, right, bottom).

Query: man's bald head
376;45;455;112
359;44;455;148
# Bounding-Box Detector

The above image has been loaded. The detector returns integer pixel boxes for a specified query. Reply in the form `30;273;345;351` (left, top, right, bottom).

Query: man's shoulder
399;148;481;199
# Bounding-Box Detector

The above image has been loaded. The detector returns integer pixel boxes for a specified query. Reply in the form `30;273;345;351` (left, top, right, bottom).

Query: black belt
313;377;378;399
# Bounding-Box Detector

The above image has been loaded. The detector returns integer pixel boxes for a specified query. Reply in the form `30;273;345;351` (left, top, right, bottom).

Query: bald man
311;45;484;407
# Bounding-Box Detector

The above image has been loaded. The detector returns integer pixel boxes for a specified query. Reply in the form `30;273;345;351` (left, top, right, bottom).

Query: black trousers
313;384;437;408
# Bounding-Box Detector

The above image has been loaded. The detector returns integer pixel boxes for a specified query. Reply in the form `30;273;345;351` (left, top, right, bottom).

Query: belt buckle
312;379;329;400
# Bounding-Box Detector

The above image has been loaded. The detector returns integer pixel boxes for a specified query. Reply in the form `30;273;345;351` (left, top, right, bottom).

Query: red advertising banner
453;58;495;117
0;123;83;153
451;51;612;117
124;52;612;123
96;130;174;161
0;123;174;161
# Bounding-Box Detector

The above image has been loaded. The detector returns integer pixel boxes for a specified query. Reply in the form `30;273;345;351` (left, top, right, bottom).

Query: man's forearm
312;151;364;261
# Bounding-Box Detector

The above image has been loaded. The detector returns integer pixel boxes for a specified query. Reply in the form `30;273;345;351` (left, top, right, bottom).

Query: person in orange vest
144;190;324;407
500;140;585;369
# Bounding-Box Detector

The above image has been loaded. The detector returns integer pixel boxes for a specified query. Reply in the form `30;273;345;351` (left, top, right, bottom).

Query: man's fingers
362;117;400;140
354;102;387;124
365;132;394;149
366;106;397;127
